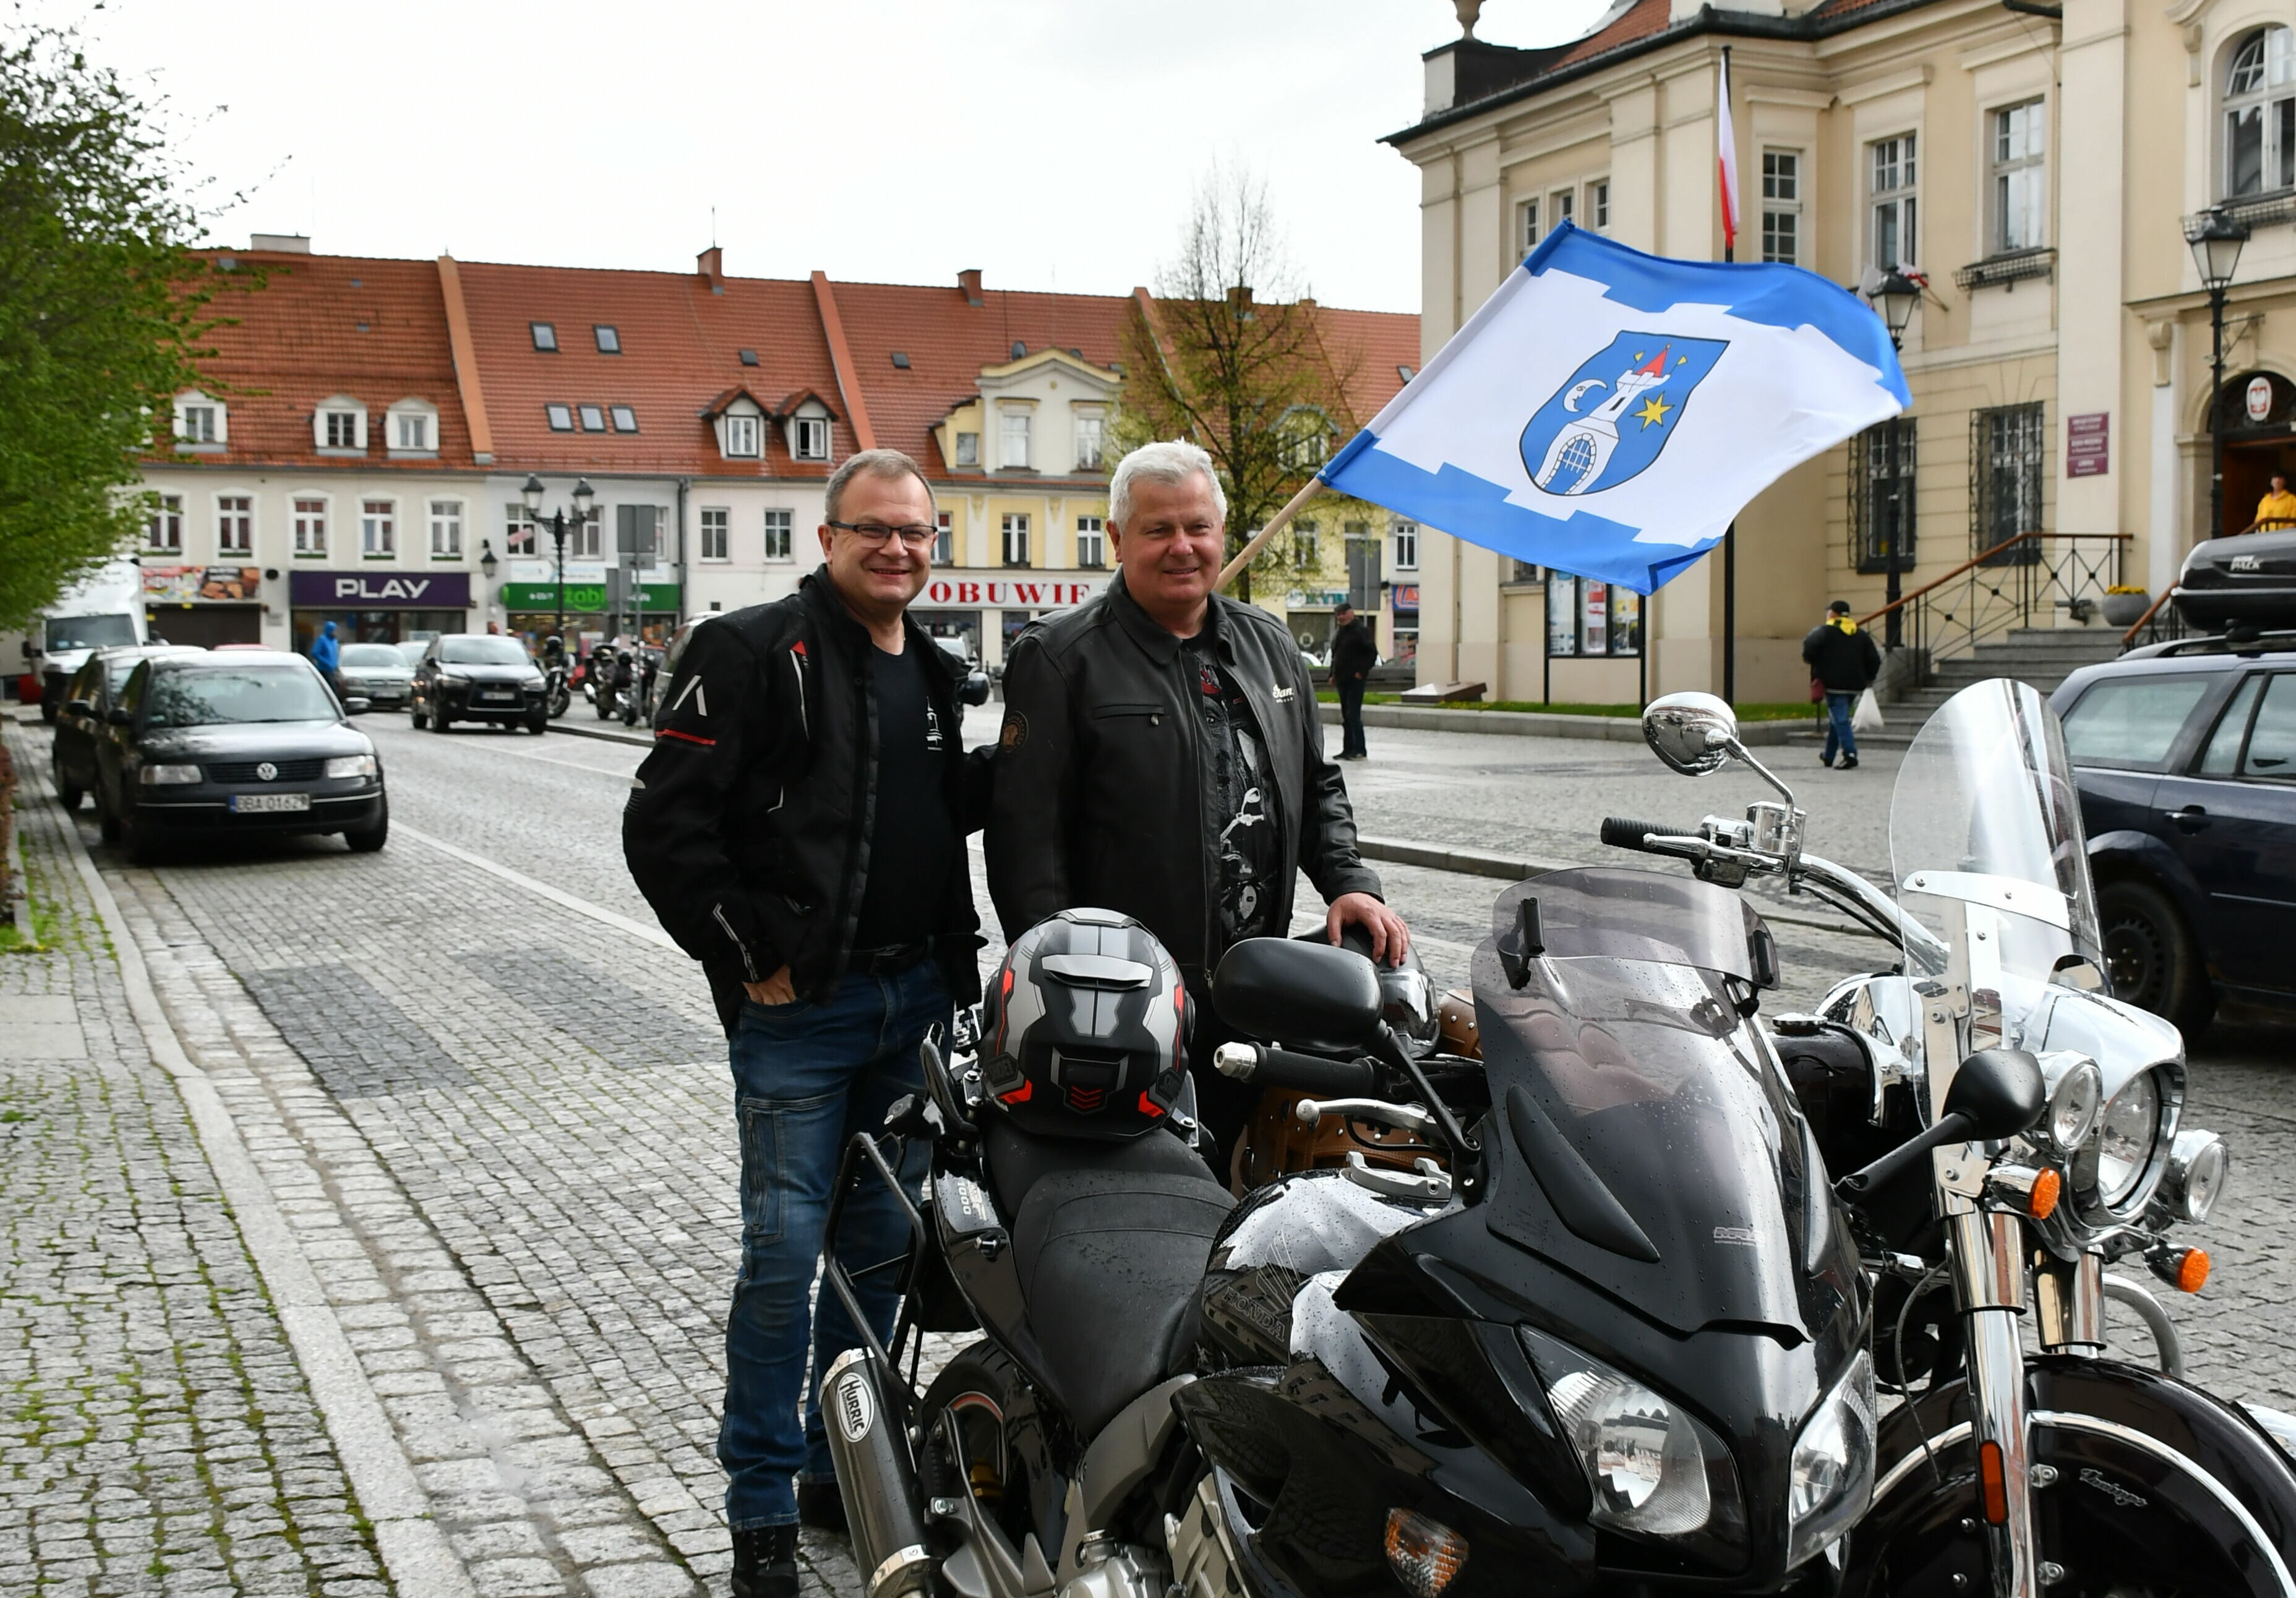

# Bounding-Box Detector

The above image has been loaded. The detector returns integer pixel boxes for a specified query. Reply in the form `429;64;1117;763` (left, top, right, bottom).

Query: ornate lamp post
2185;207;2250;539
521;475;596;643
1872;268;1922;648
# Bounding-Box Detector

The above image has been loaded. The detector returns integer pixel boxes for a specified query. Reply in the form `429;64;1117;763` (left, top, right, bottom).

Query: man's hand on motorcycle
743;966;798;1007
1327;892;1411;965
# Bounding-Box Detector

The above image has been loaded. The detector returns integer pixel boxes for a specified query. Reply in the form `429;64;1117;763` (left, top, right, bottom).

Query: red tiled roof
1548;0;1673;72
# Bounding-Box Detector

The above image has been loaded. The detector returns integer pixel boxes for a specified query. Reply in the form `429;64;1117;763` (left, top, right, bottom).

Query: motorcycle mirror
1643;691;1740;777
343;697;372;715
1495;896;1543;990
1939;1046;2047;1142
1212;937;1382;1051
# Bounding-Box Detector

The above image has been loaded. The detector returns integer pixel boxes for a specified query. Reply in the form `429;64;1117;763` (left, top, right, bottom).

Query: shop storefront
917;574;1105;667
290;570;473;652
143;565;263;648
1285;588;1350;656
501;579;682;652
1390;583;1420;660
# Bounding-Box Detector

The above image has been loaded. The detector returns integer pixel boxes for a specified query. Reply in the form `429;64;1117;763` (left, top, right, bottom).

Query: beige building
1393;0;2296;703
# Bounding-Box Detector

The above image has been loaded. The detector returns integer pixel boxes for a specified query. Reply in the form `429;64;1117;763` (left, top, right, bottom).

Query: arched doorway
2211;370;2296;536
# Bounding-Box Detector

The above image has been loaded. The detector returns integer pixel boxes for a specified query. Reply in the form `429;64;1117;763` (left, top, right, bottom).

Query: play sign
289;570;471;607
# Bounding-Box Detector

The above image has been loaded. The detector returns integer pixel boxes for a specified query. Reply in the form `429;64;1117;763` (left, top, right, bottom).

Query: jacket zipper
711;902;760;981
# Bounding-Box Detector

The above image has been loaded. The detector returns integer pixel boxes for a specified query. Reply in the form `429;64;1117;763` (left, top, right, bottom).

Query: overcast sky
51;0;1611;313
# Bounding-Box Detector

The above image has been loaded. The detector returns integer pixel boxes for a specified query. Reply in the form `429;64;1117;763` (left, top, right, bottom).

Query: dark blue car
2052;639;2296;1030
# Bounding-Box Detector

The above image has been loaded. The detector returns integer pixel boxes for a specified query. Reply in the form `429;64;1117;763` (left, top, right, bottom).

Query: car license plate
478;690;516;703
230;792;310;813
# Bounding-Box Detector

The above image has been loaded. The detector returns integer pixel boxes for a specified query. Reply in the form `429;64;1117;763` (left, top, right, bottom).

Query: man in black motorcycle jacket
987;438;1409;1161
623;450;985;1598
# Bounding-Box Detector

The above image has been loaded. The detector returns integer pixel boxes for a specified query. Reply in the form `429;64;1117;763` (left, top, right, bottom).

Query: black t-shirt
1181;632;1283;949
851;639;957;950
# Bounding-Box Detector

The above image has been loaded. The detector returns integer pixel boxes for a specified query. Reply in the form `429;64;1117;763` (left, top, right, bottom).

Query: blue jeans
721;961;947;1530
1822;691;1859;764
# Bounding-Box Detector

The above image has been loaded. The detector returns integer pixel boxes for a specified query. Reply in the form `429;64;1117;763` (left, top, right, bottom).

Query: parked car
2052;636;2296;1031
2170;528;2296;634
409;634;548;733
392;639;429;669
91;653;387;862
51;644;205;810
335;643;414;709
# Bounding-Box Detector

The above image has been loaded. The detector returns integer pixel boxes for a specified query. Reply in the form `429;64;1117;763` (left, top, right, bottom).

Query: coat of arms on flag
1520;334;1728;497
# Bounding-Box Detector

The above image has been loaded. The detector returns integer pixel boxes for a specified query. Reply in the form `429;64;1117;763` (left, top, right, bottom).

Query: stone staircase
1790;625;2128;749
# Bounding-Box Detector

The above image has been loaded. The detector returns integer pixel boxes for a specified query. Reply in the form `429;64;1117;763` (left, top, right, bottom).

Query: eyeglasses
828;520;937;549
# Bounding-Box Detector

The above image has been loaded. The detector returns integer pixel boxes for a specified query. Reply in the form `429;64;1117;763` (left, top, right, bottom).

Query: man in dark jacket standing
1802;599;1883;769
624;450;980;1598
987;440;1409;1161
1329;602;1377;760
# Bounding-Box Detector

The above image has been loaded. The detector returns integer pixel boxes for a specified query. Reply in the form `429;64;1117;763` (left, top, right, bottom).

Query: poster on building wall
144;566;261;603
2066;412;2109;478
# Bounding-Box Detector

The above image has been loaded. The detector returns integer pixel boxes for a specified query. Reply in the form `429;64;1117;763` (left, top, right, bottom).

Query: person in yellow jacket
1802;600;1882;770
2237;472;2296;535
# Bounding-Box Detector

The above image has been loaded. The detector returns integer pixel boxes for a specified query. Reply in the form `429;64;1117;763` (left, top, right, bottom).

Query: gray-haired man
986;439;1408;1164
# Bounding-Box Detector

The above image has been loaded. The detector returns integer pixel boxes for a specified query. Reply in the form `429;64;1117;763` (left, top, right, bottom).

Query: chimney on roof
698;246;725;293
957;268;983;306
250;233;311;254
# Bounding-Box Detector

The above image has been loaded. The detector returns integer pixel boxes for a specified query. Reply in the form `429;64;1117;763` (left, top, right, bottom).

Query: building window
2225;26;2295;199
1544;575;1641;657
1972;403;2046;564
323;409;360;448
1870;134;1917;271
955;430;980;468
147;494;183;553
546;403;574;432
700;507;729;562
503;503;534;556
1991;100;2047;254
571;506;600;560
1294;521;1319;566
1345;523;1382;611
531;322;557;351
594;325;620;354
428;500;463;558
1076;515;1105;568
1002;513;1030;566
293;497;327;557
1849;418;1917;575
1392;521;1419;571
1551;189;1575;230
763;508;793;562
1000;409;1031;469
177;400;220;443
578;404;607;432
793;416;829;461
1589;179;1610;231
935;511;954;565
610;404;638;433
361;500;396;558
1761;150;1801;265
724;413;760;457
393;411;432;450
1075;413;1105;471
216;495;252;556
1518;197;1540;255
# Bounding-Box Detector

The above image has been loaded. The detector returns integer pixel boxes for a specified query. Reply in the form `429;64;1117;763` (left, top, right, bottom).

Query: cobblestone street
4;704;2291;1598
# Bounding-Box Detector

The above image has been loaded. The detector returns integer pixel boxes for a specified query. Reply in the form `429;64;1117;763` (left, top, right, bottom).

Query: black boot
797;1479;848;1533
731;1525;799;1598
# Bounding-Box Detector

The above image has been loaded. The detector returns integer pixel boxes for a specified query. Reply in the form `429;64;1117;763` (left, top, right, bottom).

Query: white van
26;559;147;722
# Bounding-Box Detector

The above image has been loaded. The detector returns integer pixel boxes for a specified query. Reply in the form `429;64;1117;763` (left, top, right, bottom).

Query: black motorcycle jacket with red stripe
623;568;987;1030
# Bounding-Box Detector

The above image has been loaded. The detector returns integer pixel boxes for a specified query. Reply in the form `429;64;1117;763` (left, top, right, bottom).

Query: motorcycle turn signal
1384;1509;1468;1598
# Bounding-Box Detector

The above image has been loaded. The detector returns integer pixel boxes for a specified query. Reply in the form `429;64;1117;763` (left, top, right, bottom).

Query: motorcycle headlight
2091;1072;2162;1207
140;763;202;785
1523;1328;1711;1536
322;754;377;780
2036;1054;2104;1154
1786;1349;1877;1570
2159;1129;2229;1224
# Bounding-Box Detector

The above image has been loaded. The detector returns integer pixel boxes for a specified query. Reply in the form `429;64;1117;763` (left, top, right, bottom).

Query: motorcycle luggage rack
821;1129;936;1391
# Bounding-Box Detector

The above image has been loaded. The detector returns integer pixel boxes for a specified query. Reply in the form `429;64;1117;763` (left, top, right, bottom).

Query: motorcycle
818;678;2296;1598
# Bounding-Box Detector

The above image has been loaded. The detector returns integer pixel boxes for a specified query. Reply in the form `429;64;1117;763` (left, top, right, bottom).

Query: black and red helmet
982;908;1190;1141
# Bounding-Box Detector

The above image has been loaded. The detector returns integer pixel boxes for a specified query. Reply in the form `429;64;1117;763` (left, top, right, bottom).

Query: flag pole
1719;44;1739;706
1216;477;1326;591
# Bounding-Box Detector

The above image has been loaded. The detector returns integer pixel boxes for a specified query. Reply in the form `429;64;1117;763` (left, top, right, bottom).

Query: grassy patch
1321;691;1817;722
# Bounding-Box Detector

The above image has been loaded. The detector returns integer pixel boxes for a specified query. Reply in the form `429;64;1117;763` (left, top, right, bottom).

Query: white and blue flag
1321;221;1908;594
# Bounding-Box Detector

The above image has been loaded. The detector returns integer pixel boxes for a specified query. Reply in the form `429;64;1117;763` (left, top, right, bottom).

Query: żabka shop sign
288;571;472;608
924;578;1103;608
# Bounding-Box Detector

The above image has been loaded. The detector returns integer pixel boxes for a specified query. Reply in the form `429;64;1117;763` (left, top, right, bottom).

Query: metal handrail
1859;532;2131;629
1854;533;2131;684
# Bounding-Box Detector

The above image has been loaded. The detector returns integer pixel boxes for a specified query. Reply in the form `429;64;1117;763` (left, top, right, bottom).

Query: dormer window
174;391;226;446
314;395;367;451
325;411;359;447
956;431;980;468
594;325;620;354
792;416;829;461
395;412;430;450
724;414;761;458
531;322;559;351
385;399;439;455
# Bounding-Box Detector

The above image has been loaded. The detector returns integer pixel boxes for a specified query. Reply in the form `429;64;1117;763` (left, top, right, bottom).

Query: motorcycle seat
983;1119;1233;1438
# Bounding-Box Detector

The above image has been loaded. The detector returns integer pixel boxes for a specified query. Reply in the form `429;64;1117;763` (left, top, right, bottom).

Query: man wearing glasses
625;449;984;1598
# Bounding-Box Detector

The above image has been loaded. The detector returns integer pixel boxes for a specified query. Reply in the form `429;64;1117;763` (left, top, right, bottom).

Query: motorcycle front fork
1951;1208;2044;1598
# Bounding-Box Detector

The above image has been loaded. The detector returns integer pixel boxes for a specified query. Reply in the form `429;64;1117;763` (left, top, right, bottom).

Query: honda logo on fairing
836;1370;875;1443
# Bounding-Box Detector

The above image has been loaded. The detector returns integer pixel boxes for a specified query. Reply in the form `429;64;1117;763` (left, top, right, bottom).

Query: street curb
1320;701;1799;745
10;733;479;1598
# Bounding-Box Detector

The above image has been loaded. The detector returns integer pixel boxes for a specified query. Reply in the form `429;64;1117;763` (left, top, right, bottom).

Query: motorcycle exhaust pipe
822;1347;935;1598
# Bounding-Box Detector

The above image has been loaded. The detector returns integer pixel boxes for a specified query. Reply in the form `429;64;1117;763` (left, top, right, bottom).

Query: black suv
2052;636;2296;1030
410;633;547;733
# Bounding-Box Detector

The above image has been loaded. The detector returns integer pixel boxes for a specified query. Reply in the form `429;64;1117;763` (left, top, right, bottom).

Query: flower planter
2101;592;2151;626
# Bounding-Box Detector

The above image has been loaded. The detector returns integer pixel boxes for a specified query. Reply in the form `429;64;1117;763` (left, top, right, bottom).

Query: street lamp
1872;268;1922;647
2185;207;2250;539
520;474;596;643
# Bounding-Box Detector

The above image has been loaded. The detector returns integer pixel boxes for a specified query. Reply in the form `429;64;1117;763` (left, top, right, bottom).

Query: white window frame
1990;100;2047;255
1869;133;1918;272
428;499;464;559
147;493;184;553
503;503;534;556
174;392;225;446
1588;179;1610;232
2223;26;2295;199
700;506;730;562
293;496;328;557
1076;515;1105;569
361;499;396;558
722;412;761;458
1000;408;1032;469
1392;521;1419;572
1551;188;1575;231
955;430;980;468
1074;412;1105;471
215;494;253;556
935;511;955;565
792;415;830;461
1761;149;1802;265
1517;197;1540;256
390;409;434;451
1001;512;1031;566
570;507;601;560
763;508;794;562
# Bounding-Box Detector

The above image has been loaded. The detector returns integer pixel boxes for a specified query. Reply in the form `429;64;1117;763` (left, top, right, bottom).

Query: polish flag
1717;51;1741;256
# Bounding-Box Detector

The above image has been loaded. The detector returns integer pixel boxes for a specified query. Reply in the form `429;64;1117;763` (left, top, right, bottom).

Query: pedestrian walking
987;440;1407;1164
623;449;986;1598
1802;599;1882;770
1329;602;1377;760
308;619;342;697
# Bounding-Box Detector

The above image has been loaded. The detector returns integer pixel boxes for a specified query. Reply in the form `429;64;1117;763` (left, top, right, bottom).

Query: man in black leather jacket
987;440;1409;1160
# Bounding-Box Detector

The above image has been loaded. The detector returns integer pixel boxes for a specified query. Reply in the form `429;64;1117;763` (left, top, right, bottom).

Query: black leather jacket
987;570;1382;984
623;569;986;1029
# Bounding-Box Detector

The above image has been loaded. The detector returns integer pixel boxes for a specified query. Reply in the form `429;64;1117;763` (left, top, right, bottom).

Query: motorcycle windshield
1475;870;1838;1341
1887;679;2102;983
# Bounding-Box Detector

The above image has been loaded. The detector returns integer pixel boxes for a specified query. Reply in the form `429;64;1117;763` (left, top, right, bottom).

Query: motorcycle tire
1842;1359;2296;1597
914;1342;1057;1562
